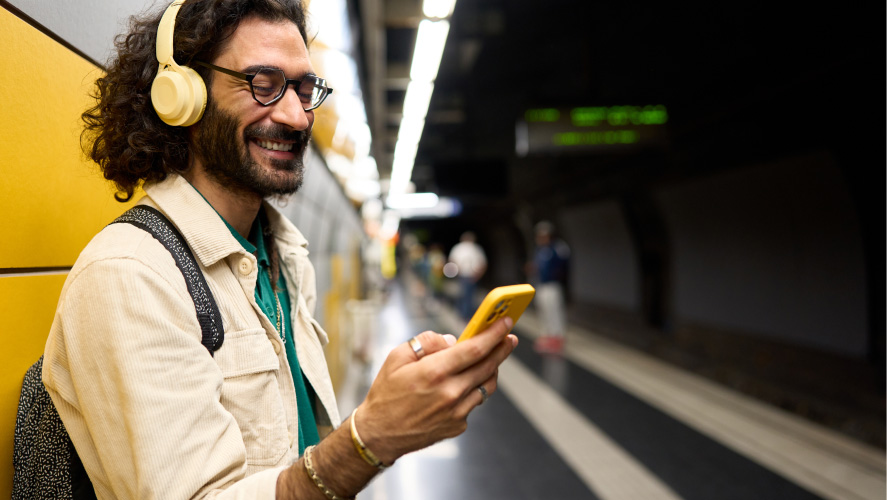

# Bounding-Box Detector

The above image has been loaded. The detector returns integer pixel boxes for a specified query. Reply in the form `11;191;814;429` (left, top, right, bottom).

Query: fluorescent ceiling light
423;0;456;18
410;20;450;82
389;140;419;196
398;197;462;219
397;116;426;146
392;139;419;164
386;14;453;206
386;192;440;209
402;81;435;120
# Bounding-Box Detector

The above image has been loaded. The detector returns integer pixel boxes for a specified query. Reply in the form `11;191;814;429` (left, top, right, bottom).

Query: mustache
244;124;310;144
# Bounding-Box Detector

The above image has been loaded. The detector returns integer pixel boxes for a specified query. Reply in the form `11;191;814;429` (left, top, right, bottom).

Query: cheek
238;110;267;137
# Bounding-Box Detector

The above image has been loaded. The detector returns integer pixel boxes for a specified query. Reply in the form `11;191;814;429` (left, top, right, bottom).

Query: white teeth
258;140;294;152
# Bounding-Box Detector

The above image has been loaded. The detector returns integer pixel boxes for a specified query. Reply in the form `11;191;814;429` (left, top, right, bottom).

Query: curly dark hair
81;0;308;201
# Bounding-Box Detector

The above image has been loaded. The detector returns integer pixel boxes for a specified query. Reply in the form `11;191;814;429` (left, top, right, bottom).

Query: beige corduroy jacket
43;174;339;499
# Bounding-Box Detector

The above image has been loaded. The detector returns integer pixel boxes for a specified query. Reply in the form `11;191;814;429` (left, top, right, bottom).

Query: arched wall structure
545;150;867;357
654;152;866;356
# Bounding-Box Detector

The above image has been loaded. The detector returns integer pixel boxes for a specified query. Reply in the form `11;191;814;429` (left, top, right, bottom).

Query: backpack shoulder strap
111;205;224;354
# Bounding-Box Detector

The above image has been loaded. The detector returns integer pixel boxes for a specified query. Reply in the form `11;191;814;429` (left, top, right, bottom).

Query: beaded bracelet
350;407;392;470
303;445;355;500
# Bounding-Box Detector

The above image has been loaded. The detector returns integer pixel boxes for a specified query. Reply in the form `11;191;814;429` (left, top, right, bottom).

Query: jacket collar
142;173;308;267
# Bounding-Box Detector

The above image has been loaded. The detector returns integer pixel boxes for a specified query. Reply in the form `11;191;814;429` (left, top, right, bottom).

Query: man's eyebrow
242;64;280;74
241;64;317;78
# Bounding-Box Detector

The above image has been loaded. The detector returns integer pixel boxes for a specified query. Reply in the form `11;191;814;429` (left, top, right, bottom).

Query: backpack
12;205;224;500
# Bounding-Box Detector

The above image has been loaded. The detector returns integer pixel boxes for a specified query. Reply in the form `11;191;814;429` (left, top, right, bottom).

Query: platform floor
336;278;885;500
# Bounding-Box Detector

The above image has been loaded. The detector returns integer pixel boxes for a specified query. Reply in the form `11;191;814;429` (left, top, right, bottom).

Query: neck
184;167;262;239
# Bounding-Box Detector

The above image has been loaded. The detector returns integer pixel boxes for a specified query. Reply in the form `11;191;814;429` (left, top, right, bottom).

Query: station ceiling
352;0;879;238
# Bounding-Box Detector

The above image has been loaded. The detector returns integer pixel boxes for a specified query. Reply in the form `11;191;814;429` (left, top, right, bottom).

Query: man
530;221;570;354
43;1;517;498
447;231;487;319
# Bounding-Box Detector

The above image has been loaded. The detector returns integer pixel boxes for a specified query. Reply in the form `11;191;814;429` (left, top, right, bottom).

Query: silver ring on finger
409;336;425;360
477;385;489;405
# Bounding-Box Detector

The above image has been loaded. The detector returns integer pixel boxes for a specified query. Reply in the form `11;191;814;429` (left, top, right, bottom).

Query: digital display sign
516;105;669;156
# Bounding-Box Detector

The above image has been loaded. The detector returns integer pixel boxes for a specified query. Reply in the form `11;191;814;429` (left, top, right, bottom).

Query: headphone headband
156;1;184;65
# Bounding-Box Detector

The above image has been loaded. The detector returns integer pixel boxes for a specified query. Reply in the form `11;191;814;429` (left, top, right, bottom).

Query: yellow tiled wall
0;8;134;495
0;5;366;495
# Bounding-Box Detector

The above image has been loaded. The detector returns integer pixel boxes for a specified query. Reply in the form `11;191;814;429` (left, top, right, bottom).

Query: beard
191;100;310;198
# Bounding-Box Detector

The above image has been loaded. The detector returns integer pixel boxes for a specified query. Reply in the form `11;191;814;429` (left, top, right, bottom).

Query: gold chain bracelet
303;445;355;500
350;407;392;470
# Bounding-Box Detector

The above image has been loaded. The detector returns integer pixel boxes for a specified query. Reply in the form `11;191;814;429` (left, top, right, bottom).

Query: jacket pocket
215;328;290;466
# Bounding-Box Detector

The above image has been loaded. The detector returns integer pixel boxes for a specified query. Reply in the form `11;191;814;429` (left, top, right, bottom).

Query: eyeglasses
194;61;333;111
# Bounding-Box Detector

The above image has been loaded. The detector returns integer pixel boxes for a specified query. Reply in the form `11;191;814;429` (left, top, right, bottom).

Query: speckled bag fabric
12;356;94;500
12;205;222;499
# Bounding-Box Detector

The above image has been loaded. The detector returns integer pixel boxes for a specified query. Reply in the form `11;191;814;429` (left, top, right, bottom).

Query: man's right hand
276;318;518;499
354;317;517;464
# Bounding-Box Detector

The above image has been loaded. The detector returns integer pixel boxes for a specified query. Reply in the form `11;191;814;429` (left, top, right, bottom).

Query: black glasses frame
194;60;333;111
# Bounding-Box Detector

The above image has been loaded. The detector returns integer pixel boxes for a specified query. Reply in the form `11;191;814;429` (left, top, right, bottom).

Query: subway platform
335;275;886;500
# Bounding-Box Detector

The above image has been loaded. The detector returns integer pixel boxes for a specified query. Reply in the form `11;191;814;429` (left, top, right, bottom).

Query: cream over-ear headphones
151;1;207;126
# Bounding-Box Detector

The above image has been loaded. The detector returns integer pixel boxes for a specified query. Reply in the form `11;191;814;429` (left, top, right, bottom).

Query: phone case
458;284;536;342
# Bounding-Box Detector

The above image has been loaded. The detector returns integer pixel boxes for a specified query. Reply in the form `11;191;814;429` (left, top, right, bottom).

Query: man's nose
269;86;312;131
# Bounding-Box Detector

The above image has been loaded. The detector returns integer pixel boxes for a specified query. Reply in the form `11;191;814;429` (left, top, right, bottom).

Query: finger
453;374;499;417
384;331;454;368
451;336;512;395
435;318;514;374
412;331;454;357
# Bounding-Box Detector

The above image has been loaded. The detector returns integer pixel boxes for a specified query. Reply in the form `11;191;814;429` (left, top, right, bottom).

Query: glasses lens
251;69;286;104
298;76;329;110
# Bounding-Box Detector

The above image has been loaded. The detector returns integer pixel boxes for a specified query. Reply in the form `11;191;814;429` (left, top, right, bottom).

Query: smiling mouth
255;139;294;152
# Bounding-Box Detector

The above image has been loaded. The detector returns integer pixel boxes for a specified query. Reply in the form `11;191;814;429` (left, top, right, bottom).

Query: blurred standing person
449;231;487;319
531;221;571;354
427;243;447;299
404;234;429;297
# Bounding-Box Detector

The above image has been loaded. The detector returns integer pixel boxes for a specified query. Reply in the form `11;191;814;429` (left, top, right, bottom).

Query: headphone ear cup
178;65;207;126
151;69;189;125
151;65;206;126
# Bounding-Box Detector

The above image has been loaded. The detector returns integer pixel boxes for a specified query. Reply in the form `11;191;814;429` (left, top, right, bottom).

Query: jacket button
238;257;253;276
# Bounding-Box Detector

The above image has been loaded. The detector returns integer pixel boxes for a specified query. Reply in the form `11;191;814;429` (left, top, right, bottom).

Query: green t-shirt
200;196;320;454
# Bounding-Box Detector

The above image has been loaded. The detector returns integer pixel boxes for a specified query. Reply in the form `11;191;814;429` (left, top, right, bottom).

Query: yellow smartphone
457;284;535;342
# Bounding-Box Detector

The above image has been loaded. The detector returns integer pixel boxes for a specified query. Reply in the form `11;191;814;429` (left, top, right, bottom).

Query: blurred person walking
449;231;487;319
530;221;571;354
